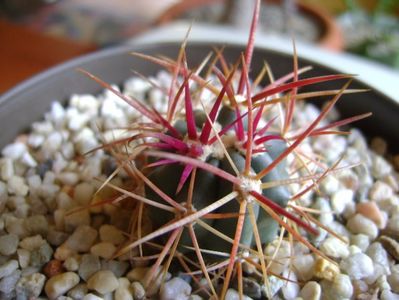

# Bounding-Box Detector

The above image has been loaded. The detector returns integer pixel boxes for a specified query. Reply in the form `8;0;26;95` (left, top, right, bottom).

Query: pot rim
131;22;399;102
154;0;344;51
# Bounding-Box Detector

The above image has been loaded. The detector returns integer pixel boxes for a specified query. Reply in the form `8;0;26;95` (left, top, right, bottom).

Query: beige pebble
300;281;321;300
114;277;133;300
131;281;145;300
90;242;116;259
19;235;46;251
45;272;80;299
379;235;399;261
99;225;125;245
356;201;385;228
74;182;95;205
83;294;104;300
63;255;81;272
127;266;170;297
371;137;387;156
369;181;393;202
114;286;133;300
313;257;340;281
64;208;91;232
54;245;76;261
87;270;119;294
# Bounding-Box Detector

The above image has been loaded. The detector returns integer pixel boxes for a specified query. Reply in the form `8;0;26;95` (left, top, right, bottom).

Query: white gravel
0;70;397;299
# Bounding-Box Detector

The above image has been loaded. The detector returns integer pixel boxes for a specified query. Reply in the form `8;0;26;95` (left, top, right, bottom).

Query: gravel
0;70;398;299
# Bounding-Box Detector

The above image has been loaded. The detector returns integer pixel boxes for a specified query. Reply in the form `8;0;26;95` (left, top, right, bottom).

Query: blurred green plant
342;0;399;69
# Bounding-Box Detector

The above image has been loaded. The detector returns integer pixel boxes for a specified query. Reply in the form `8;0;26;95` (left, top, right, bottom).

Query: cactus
81;1;371;298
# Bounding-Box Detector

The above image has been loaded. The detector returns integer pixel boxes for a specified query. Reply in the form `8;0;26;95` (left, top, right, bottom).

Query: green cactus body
146;103;290;254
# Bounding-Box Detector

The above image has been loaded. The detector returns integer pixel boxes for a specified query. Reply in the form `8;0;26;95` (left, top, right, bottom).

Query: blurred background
1;0;398;93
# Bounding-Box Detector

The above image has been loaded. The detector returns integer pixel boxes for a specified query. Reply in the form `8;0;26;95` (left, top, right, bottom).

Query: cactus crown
81;0;370;298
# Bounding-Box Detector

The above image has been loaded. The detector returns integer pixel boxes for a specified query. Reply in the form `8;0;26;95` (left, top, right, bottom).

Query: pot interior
0;42;398;151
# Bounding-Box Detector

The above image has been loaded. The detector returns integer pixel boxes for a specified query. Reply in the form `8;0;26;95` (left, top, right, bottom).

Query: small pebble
87;270;119;294
7;175;29;196
379;235;399;261
292;254;315;281
357;201;385;228
313;257;340;281
281;269;299;300
381;290;399;300
225;288;252;300
347;213;379;240
64;209;91;232
90;242;116;259
0;269;21;293
5;216;29;238
340;252;374;280
1;143;27;160
331;188;354;214
83;293;104;300
17;248;30;268
1;158;14;181
54;244;75;261
44;272;80;299
371;155;392;179
300;281;321;300
26;215;49;236
320;237;349;259
350;234;370;252
320;175;340;195
352;279;369;297
99;225;125;245
370;137;387;156
29;242;54;267
114;278;131;300
366;242;390;276
67;283;88;300
131;281;145;300
321;274;353;300
47;228;69;246
100;260;129;278
78;254;101;282
63;256;80;272
74;182;95;205
43;260;64;278
65;225;98;252
0;234;19;256
333;274;353;299
15;272;46;298
264;240;291;275
386;214;399;235
369;180;394;202
388;265;399;293
160;277;192;300
0;260;18;279
19;235;46;251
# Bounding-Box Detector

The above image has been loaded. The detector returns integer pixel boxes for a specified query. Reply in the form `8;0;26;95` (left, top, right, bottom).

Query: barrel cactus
81;1;369;298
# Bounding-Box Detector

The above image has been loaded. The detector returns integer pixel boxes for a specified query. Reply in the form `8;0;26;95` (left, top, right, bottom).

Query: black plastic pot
0;42;398;151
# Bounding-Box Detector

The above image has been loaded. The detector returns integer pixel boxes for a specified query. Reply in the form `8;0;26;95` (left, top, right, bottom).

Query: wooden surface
0;19;96;94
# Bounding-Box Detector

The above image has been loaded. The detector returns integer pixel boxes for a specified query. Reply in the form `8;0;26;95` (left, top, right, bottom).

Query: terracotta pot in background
155;0;343;51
